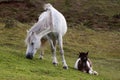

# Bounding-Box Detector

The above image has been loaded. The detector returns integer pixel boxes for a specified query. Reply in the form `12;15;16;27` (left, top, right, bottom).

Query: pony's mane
25;3;54;45
25;31;32;45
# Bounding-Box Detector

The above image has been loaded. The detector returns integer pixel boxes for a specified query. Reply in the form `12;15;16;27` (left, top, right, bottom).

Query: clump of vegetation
4;18;17;28
0;0;120;30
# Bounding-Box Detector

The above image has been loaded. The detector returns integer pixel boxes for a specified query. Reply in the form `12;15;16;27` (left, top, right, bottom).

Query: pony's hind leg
58;34;68;69
51;40;58;65
48;37;58;66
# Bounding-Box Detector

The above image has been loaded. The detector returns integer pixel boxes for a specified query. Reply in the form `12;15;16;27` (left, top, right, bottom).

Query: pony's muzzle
26;54;33;59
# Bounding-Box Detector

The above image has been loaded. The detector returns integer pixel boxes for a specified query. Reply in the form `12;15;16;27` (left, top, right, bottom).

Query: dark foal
74;52;98;75
78;52;90;73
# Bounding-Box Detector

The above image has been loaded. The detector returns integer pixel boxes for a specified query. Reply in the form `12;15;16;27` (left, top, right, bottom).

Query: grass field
0;22;120;80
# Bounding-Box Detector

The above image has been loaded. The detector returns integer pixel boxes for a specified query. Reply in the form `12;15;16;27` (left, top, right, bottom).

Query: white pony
25;3;68;69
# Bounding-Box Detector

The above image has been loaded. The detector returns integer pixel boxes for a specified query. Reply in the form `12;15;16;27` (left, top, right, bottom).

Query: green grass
0;0;120;79
0;22;120;80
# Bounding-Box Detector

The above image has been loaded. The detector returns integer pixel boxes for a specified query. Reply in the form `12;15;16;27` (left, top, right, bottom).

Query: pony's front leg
39;38;47;59
39;42;45;59
39;50;44;59
58;35;68;69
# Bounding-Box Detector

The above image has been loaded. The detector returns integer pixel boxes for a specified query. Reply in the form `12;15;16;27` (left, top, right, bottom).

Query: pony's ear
31;32;36;36
26;30;29;33
26;30;29;35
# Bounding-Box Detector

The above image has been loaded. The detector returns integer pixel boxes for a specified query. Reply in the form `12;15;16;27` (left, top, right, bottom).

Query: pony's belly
47;32;59;39
52;24;67;36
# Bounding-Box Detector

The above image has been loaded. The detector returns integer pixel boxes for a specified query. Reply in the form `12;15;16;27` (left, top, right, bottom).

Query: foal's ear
79;52;82;57
86;51;89;55
79;52;81;55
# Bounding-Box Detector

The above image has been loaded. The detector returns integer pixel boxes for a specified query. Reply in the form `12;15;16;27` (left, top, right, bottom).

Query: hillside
0;22;120;80
0;0;120;30
0;0;120;80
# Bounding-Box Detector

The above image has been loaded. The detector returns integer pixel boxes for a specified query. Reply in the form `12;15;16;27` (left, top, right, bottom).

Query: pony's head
79;52;88;62
25;31;41;59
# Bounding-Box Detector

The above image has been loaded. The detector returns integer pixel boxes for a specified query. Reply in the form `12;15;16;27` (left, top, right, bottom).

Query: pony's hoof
63;66;68;69
39;57;43;60
39;56;43;60
53;62;58;66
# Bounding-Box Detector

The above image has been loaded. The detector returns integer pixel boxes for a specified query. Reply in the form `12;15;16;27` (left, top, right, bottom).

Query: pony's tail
44;3;54;31
43;3;52;10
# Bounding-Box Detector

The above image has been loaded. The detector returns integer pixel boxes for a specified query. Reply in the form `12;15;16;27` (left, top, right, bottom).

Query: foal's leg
58;34;68;69
86;60;93;74
89;67;98;75
87;60;98;75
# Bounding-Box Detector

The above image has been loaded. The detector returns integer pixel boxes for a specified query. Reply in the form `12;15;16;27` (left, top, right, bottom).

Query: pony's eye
31;42;34;45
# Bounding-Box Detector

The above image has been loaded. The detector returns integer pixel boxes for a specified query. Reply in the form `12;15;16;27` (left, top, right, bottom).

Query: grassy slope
0;22;120;80
0;1;120;80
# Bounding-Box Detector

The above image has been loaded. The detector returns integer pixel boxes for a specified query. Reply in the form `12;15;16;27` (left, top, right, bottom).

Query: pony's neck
38;27;51;39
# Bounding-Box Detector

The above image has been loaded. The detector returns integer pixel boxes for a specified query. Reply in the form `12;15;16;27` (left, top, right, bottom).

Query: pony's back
45;3;67;36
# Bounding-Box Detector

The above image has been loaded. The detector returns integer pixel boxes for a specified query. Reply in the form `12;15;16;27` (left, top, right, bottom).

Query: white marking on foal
74;58;81;69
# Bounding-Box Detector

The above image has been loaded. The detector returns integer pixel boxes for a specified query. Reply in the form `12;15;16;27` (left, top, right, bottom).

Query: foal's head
79;52;88;62
78;52;89;72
